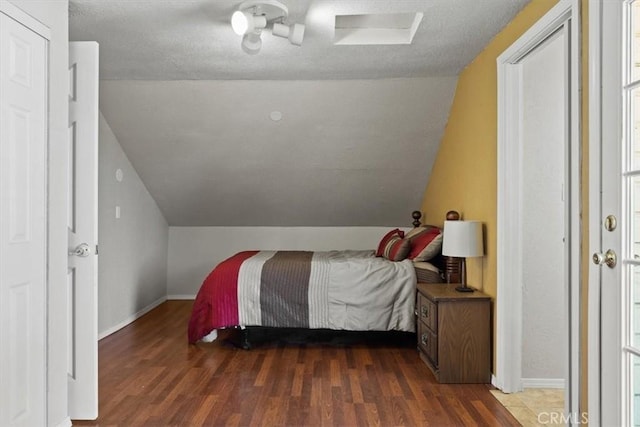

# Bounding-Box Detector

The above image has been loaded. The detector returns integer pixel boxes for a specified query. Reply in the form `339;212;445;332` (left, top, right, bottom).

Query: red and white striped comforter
188;250;417;343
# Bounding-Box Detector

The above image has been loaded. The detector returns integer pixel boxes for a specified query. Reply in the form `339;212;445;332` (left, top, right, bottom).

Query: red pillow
376;228;404;257
381;235;411;261
407;227;442;261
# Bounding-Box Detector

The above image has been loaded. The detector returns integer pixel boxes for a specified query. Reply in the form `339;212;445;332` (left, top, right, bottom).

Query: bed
187;212;448;346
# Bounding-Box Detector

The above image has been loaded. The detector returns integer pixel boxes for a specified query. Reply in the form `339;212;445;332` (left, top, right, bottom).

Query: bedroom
0;0;632;425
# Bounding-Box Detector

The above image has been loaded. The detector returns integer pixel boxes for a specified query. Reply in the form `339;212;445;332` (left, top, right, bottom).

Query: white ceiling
70;0;530;226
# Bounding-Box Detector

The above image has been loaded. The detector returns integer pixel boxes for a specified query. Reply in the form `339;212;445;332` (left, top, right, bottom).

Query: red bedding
187;251;258;343
188;249;419;344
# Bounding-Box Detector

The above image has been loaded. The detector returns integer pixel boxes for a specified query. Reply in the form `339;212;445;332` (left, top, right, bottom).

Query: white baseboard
491;375;564;392
521;378;565;389
55;416;72;427
167;294;195;300
98;296;167;340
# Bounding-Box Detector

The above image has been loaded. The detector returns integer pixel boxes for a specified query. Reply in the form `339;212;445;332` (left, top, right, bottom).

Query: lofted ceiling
70;0;530;226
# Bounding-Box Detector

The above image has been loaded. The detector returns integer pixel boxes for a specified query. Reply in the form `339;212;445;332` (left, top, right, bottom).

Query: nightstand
416;283;491;383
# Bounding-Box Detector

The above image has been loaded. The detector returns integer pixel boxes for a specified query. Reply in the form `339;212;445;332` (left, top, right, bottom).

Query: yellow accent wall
420;0;591;414
419;0;562;373
421;0;560;299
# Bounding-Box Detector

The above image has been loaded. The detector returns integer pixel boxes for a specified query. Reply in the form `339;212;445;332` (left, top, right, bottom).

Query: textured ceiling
70;0;529;80
70;0;530;226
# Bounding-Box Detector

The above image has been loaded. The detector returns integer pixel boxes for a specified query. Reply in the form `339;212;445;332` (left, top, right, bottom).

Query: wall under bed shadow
167;226;407;298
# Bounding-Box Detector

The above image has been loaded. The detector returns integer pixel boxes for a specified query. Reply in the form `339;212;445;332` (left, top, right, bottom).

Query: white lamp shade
442;220;484;258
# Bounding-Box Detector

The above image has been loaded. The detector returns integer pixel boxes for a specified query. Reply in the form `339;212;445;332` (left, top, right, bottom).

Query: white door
67;41;99;420
595;0;640;425
0;9;48;427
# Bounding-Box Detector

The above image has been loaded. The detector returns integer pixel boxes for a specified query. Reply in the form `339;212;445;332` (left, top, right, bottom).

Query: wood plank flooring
73;301;519;426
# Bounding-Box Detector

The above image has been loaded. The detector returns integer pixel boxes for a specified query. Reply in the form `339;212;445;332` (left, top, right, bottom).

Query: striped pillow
407;227;443;261
405;225;439;240
376;228;404;257
381;235;411;261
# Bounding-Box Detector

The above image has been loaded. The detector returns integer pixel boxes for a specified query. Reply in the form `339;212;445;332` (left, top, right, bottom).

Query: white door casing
496;0;581;420
67;41;99;420
0;6;49;427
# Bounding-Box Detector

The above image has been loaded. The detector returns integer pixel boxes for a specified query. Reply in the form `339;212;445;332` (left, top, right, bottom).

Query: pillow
406;227;443;261
376;228;404;257
405;225;439;240
381;235;411;261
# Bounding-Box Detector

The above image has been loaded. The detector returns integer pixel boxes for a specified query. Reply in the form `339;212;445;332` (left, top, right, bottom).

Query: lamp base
455;285;474;293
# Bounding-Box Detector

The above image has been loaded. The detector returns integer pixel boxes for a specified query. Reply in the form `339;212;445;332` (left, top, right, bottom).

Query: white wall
521;31;566;384
4;0;69;425
168;226;404;297
98;113;169;336
98;78;457;227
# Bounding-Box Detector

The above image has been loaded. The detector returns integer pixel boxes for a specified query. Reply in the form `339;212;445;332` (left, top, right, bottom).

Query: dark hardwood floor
73;300;519;426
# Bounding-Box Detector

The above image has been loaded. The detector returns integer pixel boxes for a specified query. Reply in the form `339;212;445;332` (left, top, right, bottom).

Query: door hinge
95;244;99;255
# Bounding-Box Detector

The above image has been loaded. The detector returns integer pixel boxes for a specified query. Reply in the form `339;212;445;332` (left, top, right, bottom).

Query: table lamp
442;220;484;292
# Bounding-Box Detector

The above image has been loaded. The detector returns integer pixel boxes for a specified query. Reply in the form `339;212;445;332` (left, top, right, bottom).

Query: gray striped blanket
237;250;417;332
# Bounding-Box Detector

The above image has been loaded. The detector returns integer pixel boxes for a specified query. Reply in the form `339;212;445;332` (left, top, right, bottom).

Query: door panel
0;11;48;427
67;41;99;420
599;0;636;425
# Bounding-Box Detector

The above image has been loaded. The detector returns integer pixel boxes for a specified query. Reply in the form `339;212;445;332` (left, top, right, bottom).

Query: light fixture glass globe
231;10;250;35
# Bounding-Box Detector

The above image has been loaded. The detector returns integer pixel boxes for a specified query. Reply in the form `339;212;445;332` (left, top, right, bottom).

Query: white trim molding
522;378;566;389
496;0;581;422
167;294;196;300
0;1;51;40
587;1;602;424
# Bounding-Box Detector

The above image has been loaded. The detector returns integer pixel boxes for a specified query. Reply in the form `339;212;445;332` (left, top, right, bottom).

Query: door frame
0;1;51;425
588;0;623;425
495;0;580;417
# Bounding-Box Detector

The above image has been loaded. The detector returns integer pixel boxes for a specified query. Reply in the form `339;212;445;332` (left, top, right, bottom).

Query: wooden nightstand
416;283;491;383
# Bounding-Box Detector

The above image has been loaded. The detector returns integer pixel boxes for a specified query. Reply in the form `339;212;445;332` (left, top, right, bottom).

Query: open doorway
495;0;581;423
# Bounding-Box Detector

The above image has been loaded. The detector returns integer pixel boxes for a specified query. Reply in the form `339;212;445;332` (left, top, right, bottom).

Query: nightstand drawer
417;292;437;331
417;320;438;365
416;283;491;383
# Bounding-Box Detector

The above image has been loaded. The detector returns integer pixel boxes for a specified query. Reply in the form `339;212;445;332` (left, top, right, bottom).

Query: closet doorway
496;0;580;420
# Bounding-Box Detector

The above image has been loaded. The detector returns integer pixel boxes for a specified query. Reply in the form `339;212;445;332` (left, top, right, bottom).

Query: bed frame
229;210;457;350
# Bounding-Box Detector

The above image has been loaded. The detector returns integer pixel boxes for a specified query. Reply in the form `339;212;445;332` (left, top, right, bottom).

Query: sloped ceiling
70;0;530;226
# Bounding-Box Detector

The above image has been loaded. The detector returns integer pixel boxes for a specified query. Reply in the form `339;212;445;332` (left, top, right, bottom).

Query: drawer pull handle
421;333;429;346
421;305;429;317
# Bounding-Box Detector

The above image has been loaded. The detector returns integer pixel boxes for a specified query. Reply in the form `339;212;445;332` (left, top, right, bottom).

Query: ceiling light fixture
272;22;305;46
241;31;263;55
231;10;267;36
231;0;305;54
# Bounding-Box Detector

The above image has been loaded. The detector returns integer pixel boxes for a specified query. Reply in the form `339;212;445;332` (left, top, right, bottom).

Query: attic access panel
334;12;423;45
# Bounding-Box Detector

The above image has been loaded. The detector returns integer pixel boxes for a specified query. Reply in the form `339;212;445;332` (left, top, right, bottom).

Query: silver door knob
69;243;91;257
592;249;617;268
